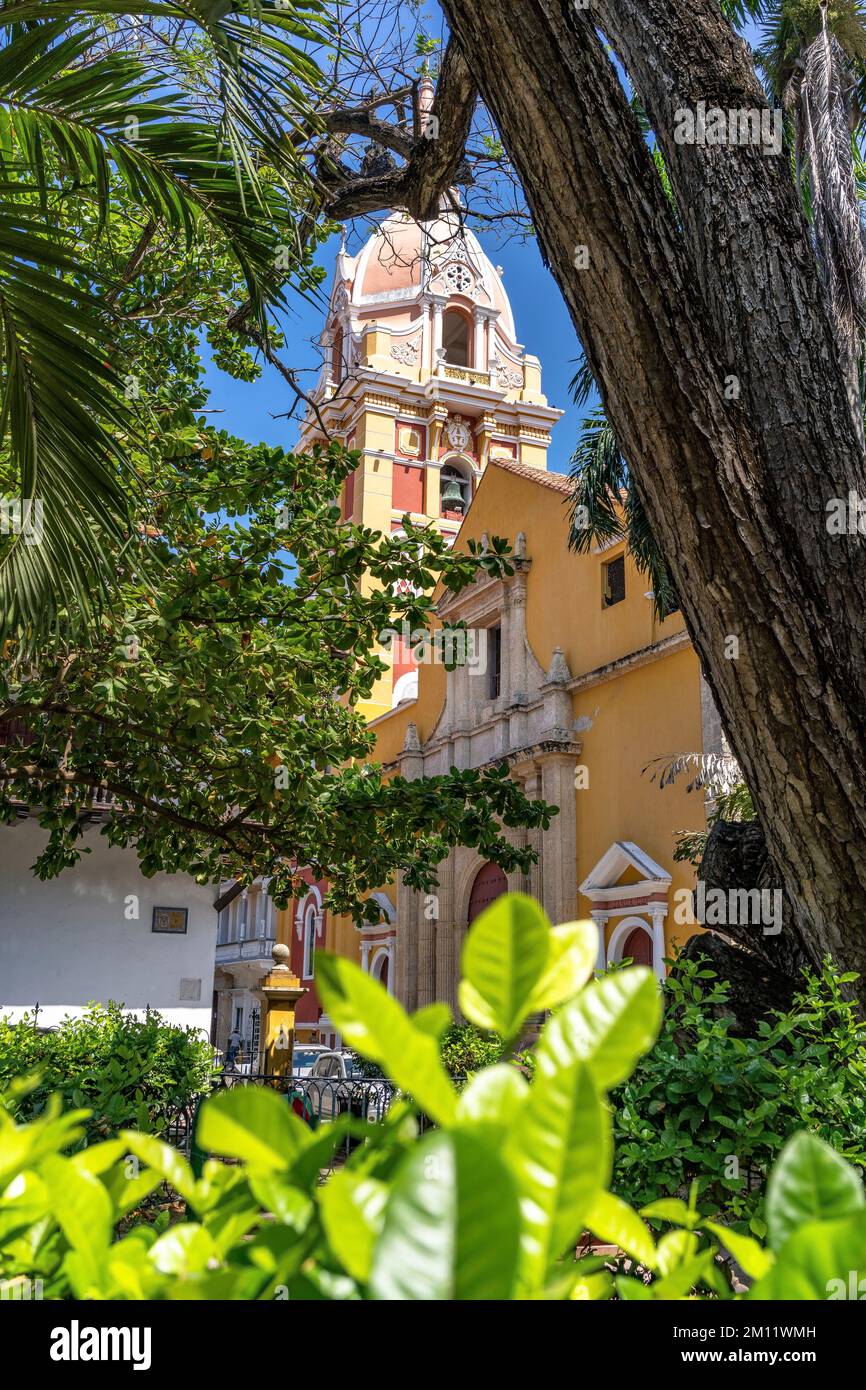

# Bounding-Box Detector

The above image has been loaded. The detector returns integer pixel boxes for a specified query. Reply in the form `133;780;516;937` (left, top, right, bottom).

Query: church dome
335;200;518;346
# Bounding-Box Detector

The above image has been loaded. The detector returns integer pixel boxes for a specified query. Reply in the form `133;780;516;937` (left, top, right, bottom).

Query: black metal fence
164;1071;398;1171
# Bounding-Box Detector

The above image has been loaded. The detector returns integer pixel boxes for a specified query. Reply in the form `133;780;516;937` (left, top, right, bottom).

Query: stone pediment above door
580;840;671;910
580;840;671;982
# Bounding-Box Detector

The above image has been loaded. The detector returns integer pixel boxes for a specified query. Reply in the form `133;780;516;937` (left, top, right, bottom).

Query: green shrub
1;895;864;1300
438;1021;503;1075
611;954;866;1234
0;1002;214;1143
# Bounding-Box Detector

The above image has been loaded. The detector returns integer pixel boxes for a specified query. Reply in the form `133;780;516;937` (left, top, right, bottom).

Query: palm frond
567;357;597;410
567;370;679;620
624;479;679;619
758;1;866;100
800;7;866;359
0;210;132;637
642;751;745;798
721;0;768;25
0;20;308;321
566;404;626;553
0;5;328;640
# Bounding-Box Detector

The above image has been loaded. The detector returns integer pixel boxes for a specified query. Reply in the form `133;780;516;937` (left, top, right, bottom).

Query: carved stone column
472;305;486;370
591;910;609;972
431;295;447;364
415;890;438;1009
395;871;415;1009
433;854;459;1008
539;751;580;926
648;904;668;983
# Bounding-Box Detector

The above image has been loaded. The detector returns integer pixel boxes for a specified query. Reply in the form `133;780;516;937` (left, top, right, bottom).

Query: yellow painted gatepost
259;942;306;1077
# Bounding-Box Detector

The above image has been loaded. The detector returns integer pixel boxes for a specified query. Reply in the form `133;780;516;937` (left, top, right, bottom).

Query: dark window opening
331;325;344;383
443;309;470;367
440;464;470;517
488;624;502;699
603;554;625;607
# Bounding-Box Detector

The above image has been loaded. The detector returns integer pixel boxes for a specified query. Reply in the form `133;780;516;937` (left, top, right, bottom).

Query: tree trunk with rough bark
441;0;866;1001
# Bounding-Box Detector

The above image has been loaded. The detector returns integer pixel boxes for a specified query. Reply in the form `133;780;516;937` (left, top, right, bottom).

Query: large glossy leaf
120;1130;199;1207
527;919;598;1013
765;1132;865;1251
535;967;662;1091
586;1188;656;1268
315;953;457;1126
459;893;551;1040
456;1064;528;1132
149;1223;221;1276
41;1155;112;1257
195;1086;312;1172
505;1058;608;1291
369;1130;521;1300
750;1212;866;1300
319;1170;387;1285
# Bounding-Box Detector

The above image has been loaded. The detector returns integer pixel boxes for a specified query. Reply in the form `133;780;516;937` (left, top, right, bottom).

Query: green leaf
703;1222;774;1280
616;1274;653;1299
749;1212;866;1300
505;1059;608;1291
195;1087;312;1172
640;1197;696;1227
656;1227;698;1276
536;967;662;1092
120;1130;199;1206
315;953;457;1126
765;1133;865;1251
459;893;551;1040
456;1064;528;1131
567;1269;614;1301
652;1248;718;1300
369;1130;521;1300
319;1170;387;1284
41;1155;112;1260
527;919;598;1013
411;1003;453;1039
248;1176;313;1232
586;1189;656;1268
149;1223;220;1276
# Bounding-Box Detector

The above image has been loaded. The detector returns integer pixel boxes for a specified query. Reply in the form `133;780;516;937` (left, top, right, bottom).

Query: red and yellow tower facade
300;199;563;719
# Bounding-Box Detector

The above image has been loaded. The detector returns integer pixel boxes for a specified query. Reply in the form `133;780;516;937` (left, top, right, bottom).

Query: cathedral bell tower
301;193;562;720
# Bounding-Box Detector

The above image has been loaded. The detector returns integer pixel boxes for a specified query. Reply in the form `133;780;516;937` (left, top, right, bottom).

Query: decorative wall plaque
152;907;189;935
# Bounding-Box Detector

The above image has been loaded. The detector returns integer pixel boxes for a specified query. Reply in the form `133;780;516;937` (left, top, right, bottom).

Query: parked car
291;1044;330;1077
303;1050;387;1124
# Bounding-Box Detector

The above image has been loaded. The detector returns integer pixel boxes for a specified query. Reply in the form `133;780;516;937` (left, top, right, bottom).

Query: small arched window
440;462;471;517
443;308;470;367
302;905;318;978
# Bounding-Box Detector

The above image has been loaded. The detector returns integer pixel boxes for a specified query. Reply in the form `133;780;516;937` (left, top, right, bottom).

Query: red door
622;926;654;967
468;862;508;924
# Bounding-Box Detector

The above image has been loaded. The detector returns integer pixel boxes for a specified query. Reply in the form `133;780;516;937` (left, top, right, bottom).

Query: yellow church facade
298;199;712;1016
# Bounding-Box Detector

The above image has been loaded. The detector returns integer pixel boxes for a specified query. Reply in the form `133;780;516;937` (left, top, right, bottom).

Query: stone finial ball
272;942;291;967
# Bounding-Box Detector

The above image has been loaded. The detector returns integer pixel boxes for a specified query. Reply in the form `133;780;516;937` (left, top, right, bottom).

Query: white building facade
0;816;217;1034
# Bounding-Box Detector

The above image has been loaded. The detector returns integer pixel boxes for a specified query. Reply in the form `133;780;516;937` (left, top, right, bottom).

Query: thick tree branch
319;38;476;221
319;105;415;160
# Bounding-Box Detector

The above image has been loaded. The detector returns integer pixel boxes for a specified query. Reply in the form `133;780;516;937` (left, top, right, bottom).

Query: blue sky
201;226;583;474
